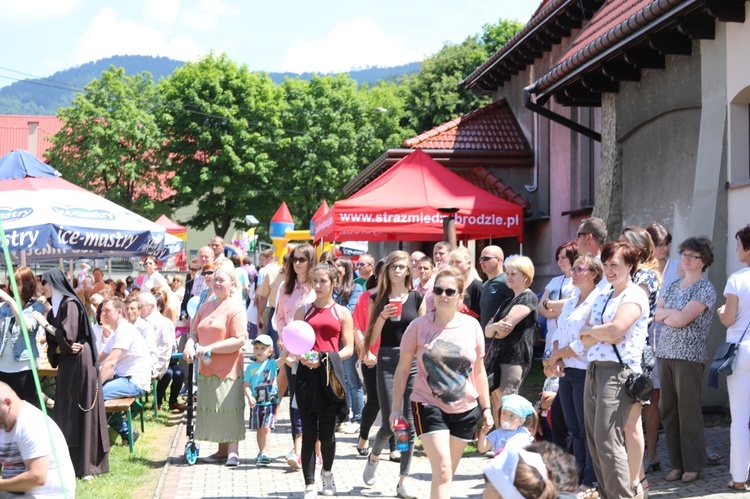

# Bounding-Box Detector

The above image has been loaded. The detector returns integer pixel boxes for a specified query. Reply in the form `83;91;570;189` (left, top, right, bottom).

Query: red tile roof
535;0;689;93
456;167;531;209
0;115;63;159
403;99;531;152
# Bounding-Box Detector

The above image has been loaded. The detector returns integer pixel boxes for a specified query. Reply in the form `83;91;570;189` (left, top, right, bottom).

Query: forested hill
0;55;420;115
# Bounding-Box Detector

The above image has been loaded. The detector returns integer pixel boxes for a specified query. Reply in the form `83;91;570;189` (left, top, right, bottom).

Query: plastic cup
389;298;403;321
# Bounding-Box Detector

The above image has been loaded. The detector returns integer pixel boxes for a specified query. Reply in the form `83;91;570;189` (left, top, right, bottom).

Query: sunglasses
433;286;458;297
292;257;308;264
577;231;591;238
357;262;369;267
202;271;214;276
479;256;498;262
41;280;48;286
189;267;200;271
389;264;408;271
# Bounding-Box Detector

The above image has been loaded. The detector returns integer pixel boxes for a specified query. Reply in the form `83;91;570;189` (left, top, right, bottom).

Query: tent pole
519;243;523;256
20;251;26;267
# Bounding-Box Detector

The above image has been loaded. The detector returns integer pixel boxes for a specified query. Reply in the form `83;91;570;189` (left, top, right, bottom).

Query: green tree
481;18;525;54
156;53;283;237
269;74;371;226
45;66;168;218
400;36;491;134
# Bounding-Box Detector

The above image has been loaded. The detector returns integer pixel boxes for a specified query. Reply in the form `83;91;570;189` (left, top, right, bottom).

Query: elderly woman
655;236;715;484
546;254;603;495
484;256;538;415
33;269;109;478
717;224;750;491
183;266;247;467
447;247;482;319
0;266;46;407
580;242;649;499
538;241;578;352
392;267;493;499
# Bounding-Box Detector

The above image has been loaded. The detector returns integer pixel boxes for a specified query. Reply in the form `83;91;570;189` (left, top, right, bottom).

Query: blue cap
501;394;535;419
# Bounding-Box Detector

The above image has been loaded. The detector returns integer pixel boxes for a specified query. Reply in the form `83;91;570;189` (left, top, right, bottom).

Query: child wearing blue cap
478;394;537;456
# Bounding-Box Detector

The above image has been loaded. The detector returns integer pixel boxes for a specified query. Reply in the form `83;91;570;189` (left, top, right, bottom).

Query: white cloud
71;8;205;65
282;17;423;74
180;0;233;31
0;0;80;23
142;0;181;27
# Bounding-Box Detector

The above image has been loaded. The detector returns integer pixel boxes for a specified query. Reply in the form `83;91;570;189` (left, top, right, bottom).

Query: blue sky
0;0;539;87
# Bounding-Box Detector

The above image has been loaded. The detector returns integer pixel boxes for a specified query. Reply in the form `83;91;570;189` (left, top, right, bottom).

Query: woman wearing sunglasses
362;251;425;499
546;255;604;496
484;256;539;403
392;267;493;499
196;261;219;310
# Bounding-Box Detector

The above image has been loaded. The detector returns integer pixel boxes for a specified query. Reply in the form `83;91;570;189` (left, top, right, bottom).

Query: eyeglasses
201;271;214;276
292;257;308;264
479;256;498;262
357;262;369;267
433;286;458;297
679;252;702;261
577;232;591;238
389;264;408;271
571;266;590;274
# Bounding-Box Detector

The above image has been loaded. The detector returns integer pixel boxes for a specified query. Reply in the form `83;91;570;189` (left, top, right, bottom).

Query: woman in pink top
392;267;493;499
274;243;317;470
183;266;247;467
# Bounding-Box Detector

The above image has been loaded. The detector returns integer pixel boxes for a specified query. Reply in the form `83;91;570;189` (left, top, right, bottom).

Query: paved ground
154;355;743;498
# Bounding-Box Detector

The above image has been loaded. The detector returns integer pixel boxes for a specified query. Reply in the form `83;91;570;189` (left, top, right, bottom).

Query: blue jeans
558;367;596;486
343;356;363;423
103;376;146;437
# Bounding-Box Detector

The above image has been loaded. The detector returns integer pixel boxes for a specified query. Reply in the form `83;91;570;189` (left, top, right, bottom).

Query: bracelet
543;299;550;310
380;313;387;320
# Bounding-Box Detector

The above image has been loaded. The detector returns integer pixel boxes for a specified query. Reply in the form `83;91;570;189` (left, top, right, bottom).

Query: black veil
42;269;99;367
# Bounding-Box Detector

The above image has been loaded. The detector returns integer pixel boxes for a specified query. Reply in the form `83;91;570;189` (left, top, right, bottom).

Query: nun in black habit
33;269;109;478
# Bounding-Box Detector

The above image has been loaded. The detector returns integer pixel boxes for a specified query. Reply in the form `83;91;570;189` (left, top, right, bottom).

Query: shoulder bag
708;322;749;388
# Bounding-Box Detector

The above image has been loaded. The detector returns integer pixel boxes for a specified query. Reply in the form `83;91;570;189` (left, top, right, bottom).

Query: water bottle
196;344;212;366
393;416;409;452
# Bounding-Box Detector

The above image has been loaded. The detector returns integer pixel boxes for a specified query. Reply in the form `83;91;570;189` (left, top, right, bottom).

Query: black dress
47;297;109;477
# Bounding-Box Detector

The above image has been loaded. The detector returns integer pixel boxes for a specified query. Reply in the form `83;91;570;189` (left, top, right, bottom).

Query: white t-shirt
543;275;574;349
103;320;152;391
725;267;750;344
558;287;603;370
0;402;76;499
586;283;649;372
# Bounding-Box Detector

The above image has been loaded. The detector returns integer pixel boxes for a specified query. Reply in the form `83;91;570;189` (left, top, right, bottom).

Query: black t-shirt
371;290;423;348
479;274;514;329
462;280;483;318
495;290;538;365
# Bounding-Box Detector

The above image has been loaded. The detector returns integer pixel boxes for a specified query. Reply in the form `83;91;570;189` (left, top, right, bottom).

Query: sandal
706;446;722;464
643;459;661;473
728;480;749;491
681;471;699;483
665;469;683;482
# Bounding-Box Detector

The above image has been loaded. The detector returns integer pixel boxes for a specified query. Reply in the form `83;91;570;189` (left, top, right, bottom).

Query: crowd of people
0;222;748;498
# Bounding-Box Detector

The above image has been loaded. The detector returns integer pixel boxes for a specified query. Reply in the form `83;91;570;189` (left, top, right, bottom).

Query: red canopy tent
315;150;524;242
155;214;187;240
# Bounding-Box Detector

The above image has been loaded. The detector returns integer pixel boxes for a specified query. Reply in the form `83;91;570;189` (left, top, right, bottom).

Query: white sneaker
303;484;317;499
396;481;417;499
363;455;378;486
286;450;300;470
321;470;336;496
343;421;360;434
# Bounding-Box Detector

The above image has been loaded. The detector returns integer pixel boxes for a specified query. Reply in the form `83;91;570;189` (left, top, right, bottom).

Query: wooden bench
104;397;139;453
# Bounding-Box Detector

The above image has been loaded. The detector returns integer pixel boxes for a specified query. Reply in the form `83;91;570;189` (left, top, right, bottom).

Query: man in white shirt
124;296;157;369
99;298;152;445
210;236;229;262
190;246;215;298
139;293;184;412
576;217;611;291
410;251;426;287
0;382;76;498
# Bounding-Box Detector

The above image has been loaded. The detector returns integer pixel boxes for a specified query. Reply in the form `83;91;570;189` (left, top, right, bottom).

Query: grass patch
75;405;181;499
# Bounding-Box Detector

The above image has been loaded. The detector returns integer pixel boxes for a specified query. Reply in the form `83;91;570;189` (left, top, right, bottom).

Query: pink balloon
282;320;316;355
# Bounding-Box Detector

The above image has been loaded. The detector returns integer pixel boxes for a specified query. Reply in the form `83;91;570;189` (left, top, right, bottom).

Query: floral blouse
586;283;649;372
655;278;716;363
633;268;659;328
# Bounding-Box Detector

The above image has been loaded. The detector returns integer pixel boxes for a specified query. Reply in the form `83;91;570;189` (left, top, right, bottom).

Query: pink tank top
304;304;342;353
